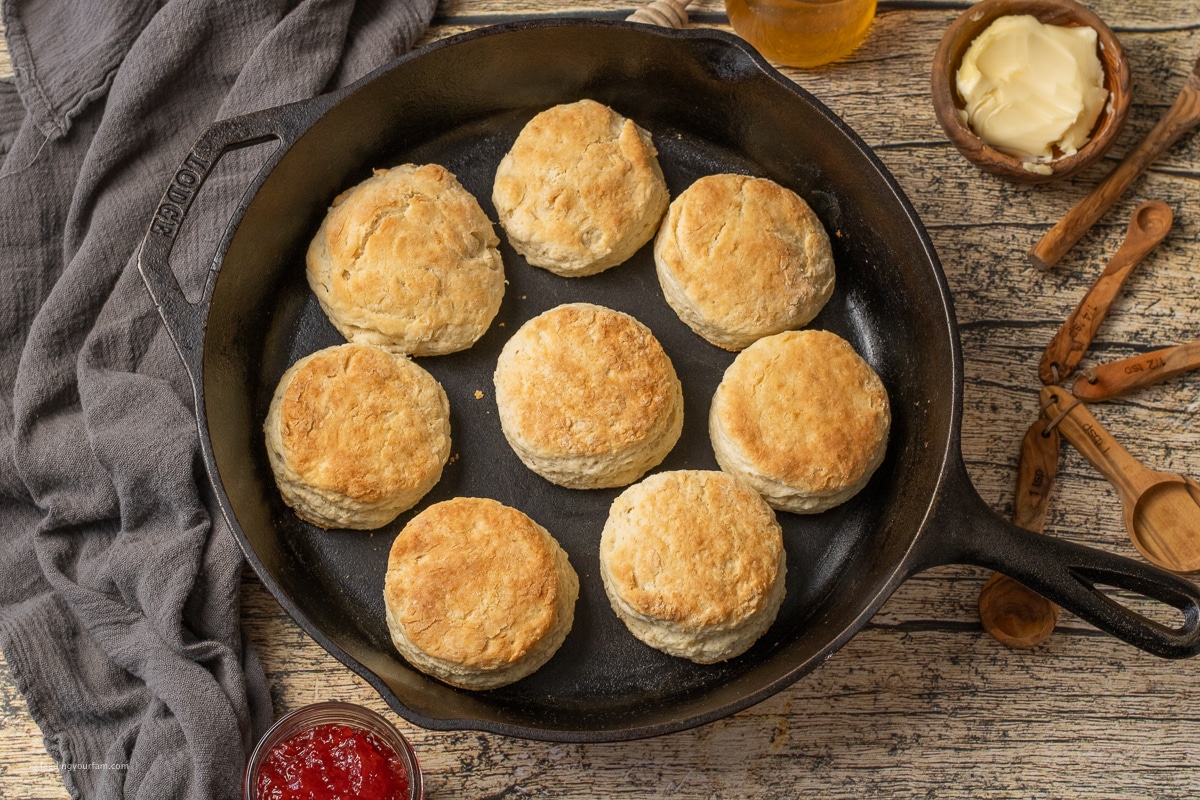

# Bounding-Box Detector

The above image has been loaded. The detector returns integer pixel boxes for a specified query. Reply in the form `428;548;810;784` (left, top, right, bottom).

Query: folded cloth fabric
0;1;436;798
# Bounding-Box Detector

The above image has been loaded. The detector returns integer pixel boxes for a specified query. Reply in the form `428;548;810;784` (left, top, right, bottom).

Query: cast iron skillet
138;21;1200;742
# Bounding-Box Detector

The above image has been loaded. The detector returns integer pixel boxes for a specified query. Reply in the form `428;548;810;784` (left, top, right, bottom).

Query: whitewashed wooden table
3;1;1200;797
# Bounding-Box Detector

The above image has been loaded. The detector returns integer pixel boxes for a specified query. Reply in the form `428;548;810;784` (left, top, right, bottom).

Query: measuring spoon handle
1074;339;1200;402
1013;416;1059;533
1029;64;1200;270
1038;201;1173;385
979;417;1063;649
1040;385;1164;500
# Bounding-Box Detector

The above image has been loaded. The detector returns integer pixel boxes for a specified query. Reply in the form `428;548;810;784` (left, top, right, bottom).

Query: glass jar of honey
725;0;877;68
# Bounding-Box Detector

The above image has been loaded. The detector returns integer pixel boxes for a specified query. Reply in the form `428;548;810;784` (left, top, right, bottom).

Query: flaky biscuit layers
493;303;684;489
306;163;504;356
492;99;670;277
654;173;835;350
384;497;579;690
600;470;786;663
264;343;451;530
710;330;890;514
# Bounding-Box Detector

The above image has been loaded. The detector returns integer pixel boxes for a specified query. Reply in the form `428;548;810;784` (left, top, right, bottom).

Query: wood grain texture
4;2;1200;798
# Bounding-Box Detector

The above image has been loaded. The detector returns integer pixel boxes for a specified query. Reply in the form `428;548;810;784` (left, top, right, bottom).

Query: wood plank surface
3;1;1200;798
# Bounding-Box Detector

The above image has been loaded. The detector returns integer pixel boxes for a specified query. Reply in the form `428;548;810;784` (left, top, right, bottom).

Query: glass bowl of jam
244;701;423;800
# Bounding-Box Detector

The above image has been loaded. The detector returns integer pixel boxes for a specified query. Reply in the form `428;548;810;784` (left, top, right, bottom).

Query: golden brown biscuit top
495;303;679;455
603;470;783;629
276;344;448;502
492;99;665;259
319;163;500;325
384;498;561;669
657;173;834;335
716;330;890;492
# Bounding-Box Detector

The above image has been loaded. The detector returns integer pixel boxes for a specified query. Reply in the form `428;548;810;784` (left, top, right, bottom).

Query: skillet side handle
916;462;1200;659
136;103;320;368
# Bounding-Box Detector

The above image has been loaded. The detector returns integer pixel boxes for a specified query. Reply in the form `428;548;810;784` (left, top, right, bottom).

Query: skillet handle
136;101;326;367
917;460;1200;659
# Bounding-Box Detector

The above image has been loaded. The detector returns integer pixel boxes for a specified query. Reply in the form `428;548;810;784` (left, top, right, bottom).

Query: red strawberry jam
255;722;410;800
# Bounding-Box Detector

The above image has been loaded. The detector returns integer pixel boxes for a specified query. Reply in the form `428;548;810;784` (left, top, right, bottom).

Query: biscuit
264;343;451;529
492;99;670;277
306;163;504;356
493;303;683;489
383;497;579;690
654;173;835;350
599;470;786;663
709;330;890;514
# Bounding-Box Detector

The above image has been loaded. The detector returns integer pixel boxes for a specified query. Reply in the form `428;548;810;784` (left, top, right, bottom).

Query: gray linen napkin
0;1;436;798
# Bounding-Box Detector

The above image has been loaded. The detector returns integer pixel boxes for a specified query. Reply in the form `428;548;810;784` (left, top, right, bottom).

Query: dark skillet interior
201;22;959;740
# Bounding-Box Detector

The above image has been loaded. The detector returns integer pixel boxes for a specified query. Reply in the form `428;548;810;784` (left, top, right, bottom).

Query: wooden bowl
931;0;1131;183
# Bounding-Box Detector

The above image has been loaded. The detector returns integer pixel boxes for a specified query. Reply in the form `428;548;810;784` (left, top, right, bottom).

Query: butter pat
956;15;1108;160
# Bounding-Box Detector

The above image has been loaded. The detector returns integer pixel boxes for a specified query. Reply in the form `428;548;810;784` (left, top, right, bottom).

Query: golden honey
725;0;877;68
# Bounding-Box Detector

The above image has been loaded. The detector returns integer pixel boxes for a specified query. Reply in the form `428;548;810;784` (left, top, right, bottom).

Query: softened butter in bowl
930;0;1130;183
956;14;1108;165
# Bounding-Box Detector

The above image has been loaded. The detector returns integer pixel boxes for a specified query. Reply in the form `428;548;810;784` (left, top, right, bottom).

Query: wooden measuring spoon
979;417;1060;648
1038;200;1173;385
1040;385;1200;574
1074;339;1200;402
1029;53;1200;270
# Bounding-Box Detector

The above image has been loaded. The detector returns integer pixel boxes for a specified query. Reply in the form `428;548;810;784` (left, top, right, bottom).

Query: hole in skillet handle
137;99;334;374
916;459;1200;659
